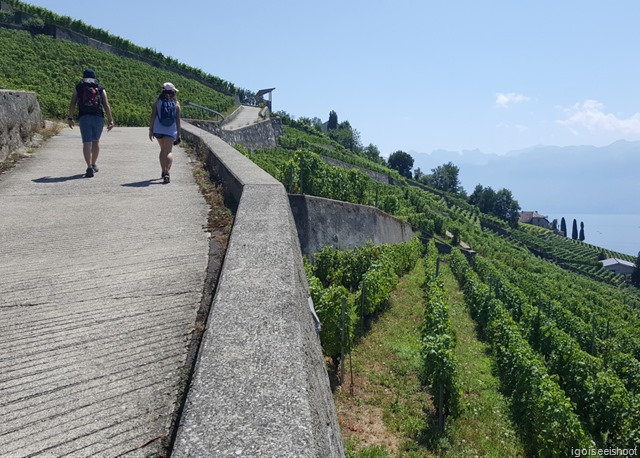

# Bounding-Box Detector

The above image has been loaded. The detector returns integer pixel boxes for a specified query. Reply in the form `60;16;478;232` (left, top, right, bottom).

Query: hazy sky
24;1;640;155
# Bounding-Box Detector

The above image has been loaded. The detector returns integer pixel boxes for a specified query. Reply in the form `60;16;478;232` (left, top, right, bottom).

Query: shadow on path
32;174;86;183
121;178;164;187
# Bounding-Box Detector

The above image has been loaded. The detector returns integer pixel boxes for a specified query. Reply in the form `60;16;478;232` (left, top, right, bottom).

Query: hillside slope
0;28;235;125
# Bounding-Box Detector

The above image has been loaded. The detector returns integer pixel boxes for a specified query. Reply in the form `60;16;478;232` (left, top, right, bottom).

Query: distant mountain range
411;140;640;215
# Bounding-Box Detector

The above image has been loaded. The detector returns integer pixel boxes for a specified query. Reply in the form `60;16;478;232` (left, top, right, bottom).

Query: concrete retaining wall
290;194;415;258
188;117;283;152
174;122;344;457
0;90;43;162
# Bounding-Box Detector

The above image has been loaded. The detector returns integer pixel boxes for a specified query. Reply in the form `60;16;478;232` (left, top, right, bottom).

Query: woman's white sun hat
162;82;179;92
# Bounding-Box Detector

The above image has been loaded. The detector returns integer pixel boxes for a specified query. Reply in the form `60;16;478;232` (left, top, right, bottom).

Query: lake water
550;213;640;257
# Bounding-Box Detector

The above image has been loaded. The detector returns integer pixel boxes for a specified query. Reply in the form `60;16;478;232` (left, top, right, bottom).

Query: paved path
221;105;262;131
0;127;210;457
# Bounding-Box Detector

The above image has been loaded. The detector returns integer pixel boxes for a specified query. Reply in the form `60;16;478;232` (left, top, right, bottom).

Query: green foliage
473;256;640;446
278;125;403;182
632;253;640;287
0;28;235;124
423;161;463;195
387;150;414;178
306;239;422;362
469;184;521;226
421;240;461;424
2;0;237;96
449;249;593;455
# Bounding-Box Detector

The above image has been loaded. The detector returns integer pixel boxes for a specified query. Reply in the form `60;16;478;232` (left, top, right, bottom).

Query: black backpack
77;81;103;116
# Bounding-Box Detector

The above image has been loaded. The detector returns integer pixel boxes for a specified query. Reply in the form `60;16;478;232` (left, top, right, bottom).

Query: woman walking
149;82;181;183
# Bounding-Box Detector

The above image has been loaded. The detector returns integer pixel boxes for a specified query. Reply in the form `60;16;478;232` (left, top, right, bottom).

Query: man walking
67;69;114;177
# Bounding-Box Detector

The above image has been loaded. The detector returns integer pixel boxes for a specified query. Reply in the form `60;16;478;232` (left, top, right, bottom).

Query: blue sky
25;1;640;156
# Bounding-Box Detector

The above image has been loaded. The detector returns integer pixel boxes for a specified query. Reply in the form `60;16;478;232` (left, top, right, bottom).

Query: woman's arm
149;101;157;141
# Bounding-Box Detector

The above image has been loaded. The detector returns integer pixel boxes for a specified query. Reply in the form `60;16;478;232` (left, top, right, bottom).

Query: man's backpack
158;99;177;126
77;81;103;116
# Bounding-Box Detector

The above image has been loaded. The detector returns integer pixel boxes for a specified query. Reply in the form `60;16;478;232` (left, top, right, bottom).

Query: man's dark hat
83;69;96;78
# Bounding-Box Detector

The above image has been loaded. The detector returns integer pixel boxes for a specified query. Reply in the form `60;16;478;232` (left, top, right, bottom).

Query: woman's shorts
153;133;176;140
79;115;105;143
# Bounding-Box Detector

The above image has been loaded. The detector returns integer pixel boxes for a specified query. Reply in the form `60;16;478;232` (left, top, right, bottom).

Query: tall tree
571;219;578;240
363;143;384;164
579;221;585;241
469;184;497;214
327;110;338;130
494;188;521;227
414;167;424;181
468;185;520;226
329;120;362;153
428;162;462;194
387;150;414;178
561;217;567;236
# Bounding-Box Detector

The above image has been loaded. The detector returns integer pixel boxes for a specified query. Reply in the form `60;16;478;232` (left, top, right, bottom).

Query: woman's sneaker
163;172;170;184
92;164;99;173
85;167;94;178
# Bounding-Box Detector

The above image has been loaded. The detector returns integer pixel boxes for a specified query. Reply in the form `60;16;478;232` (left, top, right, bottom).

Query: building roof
600;258;635;268
519;210;548;223
256;88;275;97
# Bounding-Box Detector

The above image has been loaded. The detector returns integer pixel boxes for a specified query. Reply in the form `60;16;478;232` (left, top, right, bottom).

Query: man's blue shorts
79;115;104;143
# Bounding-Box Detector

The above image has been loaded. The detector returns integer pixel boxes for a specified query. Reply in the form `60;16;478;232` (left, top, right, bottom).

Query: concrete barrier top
173;123;344;457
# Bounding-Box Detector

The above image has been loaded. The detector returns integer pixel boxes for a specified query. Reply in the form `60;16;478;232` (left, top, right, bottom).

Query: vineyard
245;127;640;455
3;7;640;454
0;28;234;125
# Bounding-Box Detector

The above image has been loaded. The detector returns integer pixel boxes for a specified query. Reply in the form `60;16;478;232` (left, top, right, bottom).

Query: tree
387;150;414;178
494;188;521;227
363;143;384;164
429;162;462;194
632;252;640;287
579;221;585;241
469;185;496;214
551;219;558;231
327;110;338;130
414;167;424;181
572;219;578;240
561;217;567;236
468;185;520;226
328;120;362;153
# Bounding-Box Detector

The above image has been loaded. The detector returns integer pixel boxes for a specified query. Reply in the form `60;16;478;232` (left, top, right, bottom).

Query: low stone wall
289;194;415;257
188;117;283;152
174;122;344;457
0;90;43;162
320;155;392;184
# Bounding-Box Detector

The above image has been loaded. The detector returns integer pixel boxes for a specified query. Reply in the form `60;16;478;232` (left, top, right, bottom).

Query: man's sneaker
85;167;94;178
92;164;99;173
163;173;170;184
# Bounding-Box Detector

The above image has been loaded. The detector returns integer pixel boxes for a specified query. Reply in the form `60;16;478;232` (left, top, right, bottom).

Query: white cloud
558;100;640;134
495;92;531;108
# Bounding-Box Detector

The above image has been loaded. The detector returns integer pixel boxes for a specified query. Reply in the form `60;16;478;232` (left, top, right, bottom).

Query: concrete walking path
0;126;210;456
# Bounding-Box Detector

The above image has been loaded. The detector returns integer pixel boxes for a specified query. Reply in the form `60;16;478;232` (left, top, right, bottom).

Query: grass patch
335;256;526;457
335;258;436;457
438;258;525;457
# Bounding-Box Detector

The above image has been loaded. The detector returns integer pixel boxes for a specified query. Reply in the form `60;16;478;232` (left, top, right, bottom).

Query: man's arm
67;90;77;128
101;89;114;131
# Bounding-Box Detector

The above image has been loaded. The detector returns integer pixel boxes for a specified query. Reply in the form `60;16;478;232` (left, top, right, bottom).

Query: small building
255;88;275;112
599;258;635;275
519;211;551;229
